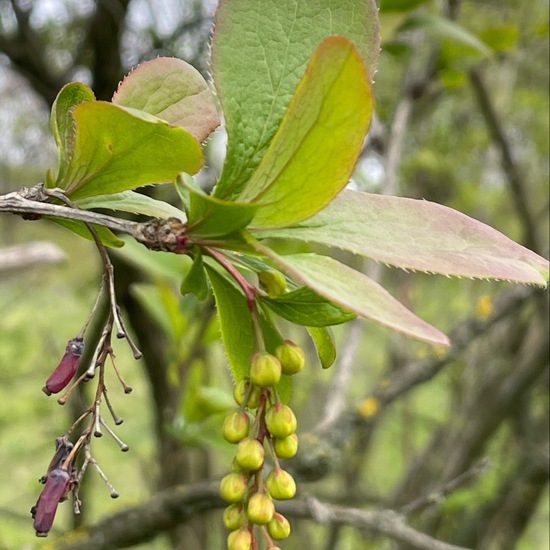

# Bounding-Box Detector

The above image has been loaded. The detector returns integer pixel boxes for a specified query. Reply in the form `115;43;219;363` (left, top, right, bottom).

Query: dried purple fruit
42;338;84;396
40;437;74;484
31;468;70;537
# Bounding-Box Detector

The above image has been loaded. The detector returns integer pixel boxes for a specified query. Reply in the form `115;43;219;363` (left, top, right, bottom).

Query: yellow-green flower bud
223;504;245;530
266;468;296;500
220;472;248;503
265;403;297;438
275;340;305;375
247;492;275;525
267;512;291;540
227;528;252;550
250;353;281;388
222;411;250;443
273;433;298;459
258;270;287;298
233;379;261;409
235;437;265;471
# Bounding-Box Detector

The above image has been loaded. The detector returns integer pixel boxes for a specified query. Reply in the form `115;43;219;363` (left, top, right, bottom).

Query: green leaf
75;191;186;220
115;236;193;282
238;36;373;228
182;175;259;237
379;0;429;13
248;243;450;345
181;248;209;300
55;102;202;199
205;265;291;402
254;190;550;285
112;57;220;143
46;217;124;248
261;286;355;327
49;82;95;186
306;326;336;369
211;0;380;199
399;14;493;59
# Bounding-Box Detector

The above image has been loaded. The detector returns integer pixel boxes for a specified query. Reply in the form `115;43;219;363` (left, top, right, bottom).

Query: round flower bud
235;437;265;471
227;528;252;550
258;270;287;298
266;468;296;500
250;353;281;388
220;473;248;503
233;379;261;409
267;512;291;540
222;411;250;443
275;340;305;375
273;433;298;459
247;492;275;525
223;504;245;530
265;403;297;438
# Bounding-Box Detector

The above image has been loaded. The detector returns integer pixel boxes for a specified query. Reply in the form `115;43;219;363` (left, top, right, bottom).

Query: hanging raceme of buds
220;338;304;550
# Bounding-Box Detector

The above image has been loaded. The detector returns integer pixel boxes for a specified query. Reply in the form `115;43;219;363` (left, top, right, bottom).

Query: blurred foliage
0;0;548;549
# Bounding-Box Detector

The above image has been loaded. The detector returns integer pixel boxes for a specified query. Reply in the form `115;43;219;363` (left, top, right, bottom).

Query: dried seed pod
31;468;71;537
42;338;84;396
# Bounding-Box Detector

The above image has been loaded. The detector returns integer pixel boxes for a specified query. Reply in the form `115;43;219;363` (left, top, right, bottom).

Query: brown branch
287;285;543;482
0;187;138;234
48;481;473;550
469;67;541;253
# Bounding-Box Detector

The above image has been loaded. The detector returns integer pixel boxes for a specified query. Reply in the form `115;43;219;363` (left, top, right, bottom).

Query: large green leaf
49;82;96;186
55;102;202;199
205;265;292;402
253;190;550;285
75;191;186;221
112;57;220;143
247;244;450;345
237;37;372;228
261;286;355;327
211;0;379;199
181;176;259;237
46;217;124;248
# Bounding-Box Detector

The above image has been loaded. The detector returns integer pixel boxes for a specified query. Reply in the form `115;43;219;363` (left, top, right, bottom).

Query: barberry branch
47;481;474;550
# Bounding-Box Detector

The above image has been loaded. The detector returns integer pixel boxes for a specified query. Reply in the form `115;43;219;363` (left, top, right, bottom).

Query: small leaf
399;14;493;58
112;57;220;142
46;217;124;248
75;191;186;220
261;286;355;327
306;326;336;369
238;36;373;228
181;248;209;300
49;82;95;186
56;102;202;199
254;190;550;285
205;265;291;402
248;243;450;345
211;0;380;199
182;175;259;237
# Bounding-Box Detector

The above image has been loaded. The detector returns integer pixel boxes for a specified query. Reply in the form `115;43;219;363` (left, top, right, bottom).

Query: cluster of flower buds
220;341;304;550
